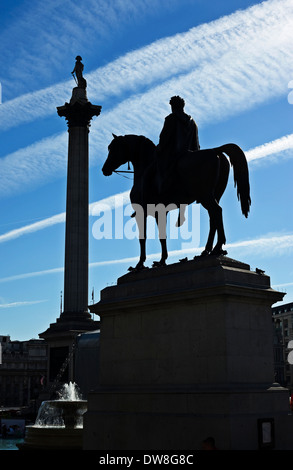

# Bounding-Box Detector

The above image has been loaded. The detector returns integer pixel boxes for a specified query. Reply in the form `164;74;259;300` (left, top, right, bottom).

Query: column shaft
63;126;89;314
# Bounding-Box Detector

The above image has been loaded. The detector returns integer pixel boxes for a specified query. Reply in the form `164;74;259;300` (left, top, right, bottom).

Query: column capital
57;87;102;128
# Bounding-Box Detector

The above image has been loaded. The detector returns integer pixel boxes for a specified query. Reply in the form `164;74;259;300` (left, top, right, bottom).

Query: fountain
18;382;87;450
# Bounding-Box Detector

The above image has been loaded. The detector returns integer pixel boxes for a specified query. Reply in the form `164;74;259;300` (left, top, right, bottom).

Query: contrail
1;130;292;244
0;191;130;243
0;232;292;284
0;0;292;197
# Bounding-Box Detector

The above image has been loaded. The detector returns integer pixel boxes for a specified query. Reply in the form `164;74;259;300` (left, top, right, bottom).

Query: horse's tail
217;143;251;218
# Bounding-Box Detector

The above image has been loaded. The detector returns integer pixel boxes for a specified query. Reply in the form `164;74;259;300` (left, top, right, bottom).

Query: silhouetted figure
72;55;87;89
158;95;200;161
157;96;200;226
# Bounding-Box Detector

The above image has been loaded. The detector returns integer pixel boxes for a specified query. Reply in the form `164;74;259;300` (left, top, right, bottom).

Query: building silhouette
0;335;47;409
272;301;293;390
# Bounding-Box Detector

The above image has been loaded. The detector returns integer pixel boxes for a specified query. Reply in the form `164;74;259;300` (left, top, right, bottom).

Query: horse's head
102;134;129;176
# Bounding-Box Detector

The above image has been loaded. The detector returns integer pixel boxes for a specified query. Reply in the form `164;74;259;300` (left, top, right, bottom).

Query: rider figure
158;95;200;160
157;96;200;225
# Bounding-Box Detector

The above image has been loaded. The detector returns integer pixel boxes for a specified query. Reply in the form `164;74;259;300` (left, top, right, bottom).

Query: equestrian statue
102;96;251;271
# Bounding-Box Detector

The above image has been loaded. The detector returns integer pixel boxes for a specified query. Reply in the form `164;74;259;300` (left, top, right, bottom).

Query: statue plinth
83;256;293;450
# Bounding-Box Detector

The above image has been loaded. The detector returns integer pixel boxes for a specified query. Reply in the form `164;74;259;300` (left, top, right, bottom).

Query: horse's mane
124;134;156;164
125;134;156;148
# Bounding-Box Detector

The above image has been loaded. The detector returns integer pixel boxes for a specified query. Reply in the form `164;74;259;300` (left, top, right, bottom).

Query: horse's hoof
152;260;166;268
200;250;210;257
211;249;228;257
128;264;145;272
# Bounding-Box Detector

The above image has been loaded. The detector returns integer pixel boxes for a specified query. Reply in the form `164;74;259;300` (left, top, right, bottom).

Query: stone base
84;256;293;450
39;312;99;388
17;426;84;450
84;384;293;450
39;311;99;340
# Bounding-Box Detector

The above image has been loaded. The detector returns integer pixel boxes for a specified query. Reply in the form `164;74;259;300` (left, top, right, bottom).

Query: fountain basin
18;426;84;450
18;383;88;450
37;400;87;429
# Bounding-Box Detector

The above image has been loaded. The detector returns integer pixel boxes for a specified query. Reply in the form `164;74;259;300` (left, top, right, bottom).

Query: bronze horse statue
102;134;251;270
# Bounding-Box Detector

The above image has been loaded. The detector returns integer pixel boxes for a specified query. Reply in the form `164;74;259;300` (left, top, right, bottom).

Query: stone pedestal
84;256;293;450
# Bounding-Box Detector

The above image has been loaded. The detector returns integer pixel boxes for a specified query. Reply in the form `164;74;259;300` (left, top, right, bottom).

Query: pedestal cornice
90;256;285;315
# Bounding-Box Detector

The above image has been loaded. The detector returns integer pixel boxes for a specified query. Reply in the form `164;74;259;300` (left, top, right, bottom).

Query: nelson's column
39;57;101;387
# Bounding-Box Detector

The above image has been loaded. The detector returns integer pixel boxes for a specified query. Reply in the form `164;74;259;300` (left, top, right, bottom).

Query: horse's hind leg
207;153;229;256
200;219;216;256
201;197;227;256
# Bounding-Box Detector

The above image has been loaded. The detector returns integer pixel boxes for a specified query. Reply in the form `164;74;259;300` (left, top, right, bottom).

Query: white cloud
246;134;293;163
226;234;293;256
0;190;130;243
0;212;66;244
0;126;293;243
1;0;292;131
273;282;293;288
0;0;292;197
0;232;293;284
0;300;47;308
0;132;68;196
0;268;64;284
1;0;188;100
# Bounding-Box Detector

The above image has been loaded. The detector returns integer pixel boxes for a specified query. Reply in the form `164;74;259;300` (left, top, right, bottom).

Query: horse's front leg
153;210;168;267
153;237;167;267
128;207;147;271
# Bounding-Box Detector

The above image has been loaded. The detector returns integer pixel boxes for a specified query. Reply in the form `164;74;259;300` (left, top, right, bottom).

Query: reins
113;161;134;180
113;170;133;180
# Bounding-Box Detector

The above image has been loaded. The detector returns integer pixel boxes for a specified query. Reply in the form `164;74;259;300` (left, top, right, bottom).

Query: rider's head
75;55;82;61
170;95;185;112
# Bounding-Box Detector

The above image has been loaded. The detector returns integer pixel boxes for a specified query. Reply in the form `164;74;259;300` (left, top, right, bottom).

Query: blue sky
0;0;293;341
